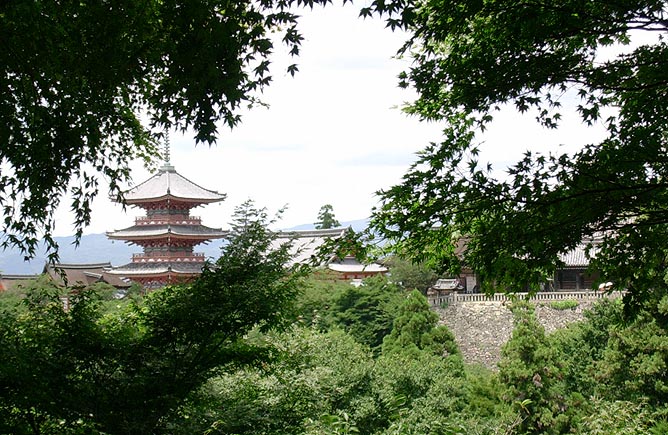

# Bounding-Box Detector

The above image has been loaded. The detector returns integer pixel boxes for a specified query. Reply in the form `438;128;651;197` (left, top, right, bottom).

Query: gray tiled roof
122;164;226;204
271;227;348;266
558;242;600;268
270;227;385;274
108;225;228;240
431;278;462;290
0;274;40;291
559;247;590;268
43;262;131;288
275;228;347;239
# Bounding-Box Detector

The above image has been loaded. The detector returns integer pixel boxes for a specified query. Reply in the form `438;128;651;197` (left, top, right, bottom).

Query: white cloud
53;4;612;238
54;5;442;236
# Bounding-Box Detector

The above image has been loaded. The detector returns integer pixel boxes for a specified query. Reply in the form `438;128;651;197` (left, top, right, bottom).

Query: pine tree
315;204;341;229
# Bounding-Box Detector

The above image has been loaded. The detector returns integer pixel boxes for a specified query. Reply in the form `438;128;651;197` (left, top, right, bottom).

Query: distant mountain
0;218;370;275
0;233;227;275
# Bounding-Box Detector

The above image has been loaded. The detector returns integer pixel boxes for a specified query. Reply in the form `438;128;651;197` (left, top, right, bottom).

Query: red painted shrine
107;162;226;287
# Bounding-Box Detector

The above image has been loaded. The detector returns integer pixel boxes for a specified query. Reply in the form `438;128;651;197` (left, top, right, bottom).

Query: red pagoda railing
135;216;202;226
131;253;206;263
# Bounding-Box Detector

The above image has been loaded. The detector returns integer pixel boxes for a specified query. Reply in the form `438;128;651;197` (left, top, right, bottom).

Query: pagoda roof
108;261;204;276
107;224;228;241
121;163;226;205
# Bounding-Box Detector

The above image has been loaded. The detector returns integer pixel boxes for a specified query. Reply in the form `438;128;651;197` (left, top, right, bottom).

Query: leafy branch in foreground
368;0;668;309
0;200;306;435
0;0;341;260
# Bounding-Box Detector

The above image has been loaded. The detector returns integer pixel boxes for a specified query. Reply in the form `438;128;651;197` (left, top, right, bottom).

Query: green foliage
550;299;622;397
293;274;457;357
382;290;461;363
178;327;373;435
384;256;439;293
0;275;61;312
289;271;351;327
1;0;334;259
595;297;668;404
291;274;404;352
594;224;668;317
541;297;668;432
174;323;485;435
0;200;305;434
315;204;342;229
548;299;579;311
368;0;668;306
0;276;139;319
307;412;360;435
0;285;25;309
498;302;574;434
370;352;470;435
164;288;668;435
578;399;655;435
329;276;404;352
464;364;511;421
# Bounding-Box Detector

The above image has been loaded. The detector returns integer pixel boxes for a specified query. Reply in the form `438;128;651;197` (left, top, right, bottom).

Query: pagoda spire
160;131;175;172
164;130;171;164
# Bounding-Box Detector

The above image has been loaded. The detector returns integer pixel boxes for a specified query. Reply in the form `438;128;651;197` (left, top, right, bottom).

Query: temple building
107;161;227;287
44;262;131;289
272;227;389;284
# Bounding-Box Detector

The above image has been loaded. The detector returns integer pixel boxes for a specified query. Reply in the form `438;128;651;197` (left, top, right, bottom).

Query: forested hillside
2;0;667;433
1;204;666;434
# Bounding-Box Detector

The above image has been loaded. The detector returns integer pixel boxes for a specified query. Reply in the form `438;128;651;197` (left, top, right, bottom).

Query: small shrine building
107;162;227;288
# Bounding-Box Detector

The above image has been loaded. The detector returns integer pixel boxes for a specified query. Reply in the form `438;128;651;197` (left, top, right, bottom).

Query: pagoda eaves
121;164;226;206
107;224;228;242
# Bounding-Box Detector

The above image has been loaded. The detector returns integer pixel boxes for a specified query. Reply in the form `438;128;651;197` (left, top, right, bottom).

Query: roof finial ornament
164;130;171;164
160;130;176;172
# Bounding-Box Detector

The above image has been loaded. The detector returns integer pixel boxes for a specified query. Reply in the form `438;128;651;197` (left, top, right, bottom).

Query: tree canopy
369;0;668;309
315;204;341;229
0;200;306;434
0;0;335;259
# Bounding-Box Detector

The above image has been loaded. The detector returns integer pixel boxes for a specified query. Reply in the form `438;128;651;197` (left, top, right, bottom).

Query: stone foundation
434;295;617;369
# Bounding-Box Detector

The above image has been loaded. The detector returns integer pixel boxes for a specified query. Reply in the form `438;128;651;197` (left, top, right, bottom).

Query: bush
579;399;654;435
382;290;461;362
549;299;579;310
499;302;574;434
315;275;404;353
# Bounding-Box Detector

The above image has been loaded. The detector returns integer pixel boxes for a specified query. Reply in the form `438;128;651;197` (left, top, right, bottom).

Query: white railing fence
429;290;625;307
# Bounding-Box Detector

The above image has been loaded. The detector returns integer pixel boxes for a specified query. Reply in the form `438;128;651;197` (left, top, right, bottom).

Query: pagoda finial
164;131;171;164
160;130;175;172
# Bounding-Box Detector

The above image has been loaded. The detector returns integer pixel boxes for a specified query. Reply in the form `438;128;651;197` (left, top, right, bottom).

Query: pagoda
107;152;227;287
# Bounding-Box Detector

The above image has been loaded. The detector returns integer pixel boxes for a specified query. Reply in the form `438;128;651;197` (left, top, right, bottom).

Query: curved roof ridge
276;227;349;239
106;225;228;243
120;165;226;204
167;168;222;199
51;262;113;269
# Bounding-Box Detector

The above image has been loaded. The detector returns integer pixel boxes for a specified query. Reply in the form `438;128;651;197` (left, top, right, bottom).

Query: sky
52;4;614;237
52;5;444;236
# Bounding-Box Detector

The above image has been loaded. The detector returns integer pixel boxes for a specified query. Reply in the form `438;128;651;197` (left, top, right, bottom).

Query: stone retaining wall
433;292;622;369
